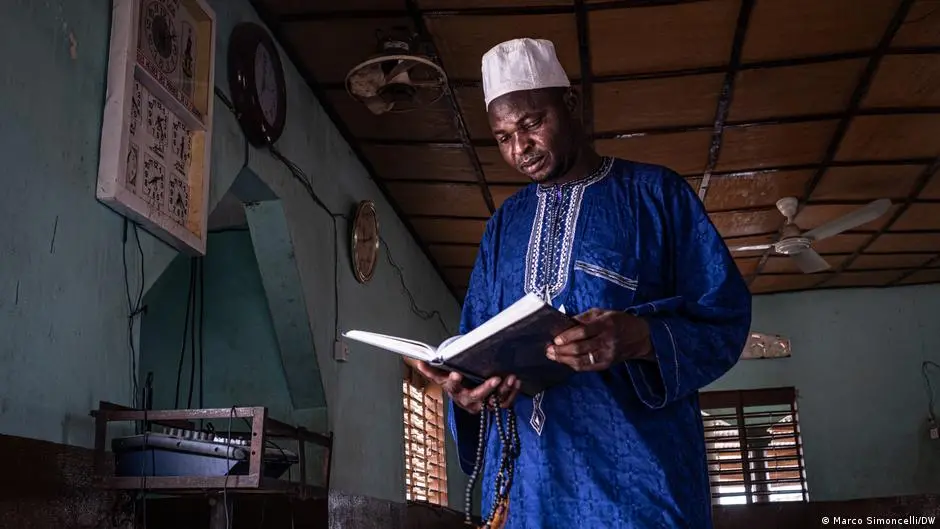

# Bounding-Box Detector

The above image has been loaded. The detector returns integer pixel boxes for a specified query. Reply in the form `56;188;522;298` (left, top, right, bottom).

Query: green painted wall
138;230;327;483
707;283;940;501
139;231;291;419
0;0;179;446
0;0;469;506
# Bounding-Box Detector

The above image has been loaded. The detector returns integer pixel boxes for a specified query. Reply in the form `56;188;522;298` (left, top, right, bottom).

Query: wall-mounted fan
728;196;892;273
345;28;447;115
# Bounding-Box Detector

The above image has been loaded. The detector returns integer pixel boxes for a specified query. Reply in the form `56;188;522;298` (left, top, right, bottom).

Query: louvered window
699;387;808;505
403;365;448;506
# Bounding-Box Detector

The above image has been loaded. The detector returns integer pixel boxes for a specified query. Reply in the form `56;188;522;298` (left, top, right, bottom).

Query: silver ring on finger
588;352;596;365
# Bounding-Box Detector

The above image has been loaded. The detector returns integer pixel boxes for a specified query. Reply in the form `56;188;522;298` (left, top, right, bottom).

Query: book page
440;293;547;360
342;331;437;362
438;334;463;352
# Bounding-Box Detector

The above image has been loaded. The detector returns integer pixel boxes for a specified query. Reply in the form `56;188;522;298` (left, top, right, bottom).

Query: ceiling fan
728;197;892;274
345;27;447;115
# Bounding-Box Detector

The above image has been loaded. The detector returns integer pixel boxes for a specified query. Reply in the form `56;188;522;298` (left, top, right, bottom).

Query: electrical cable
173;259;196;409
142;407;152;529
122;219;146;409
380;236;452;336
121;219;150;528
269;143;349;344
187;258;197;408
199;257;205;410
166;255;207;411
223;405;236;529
334;214;340;341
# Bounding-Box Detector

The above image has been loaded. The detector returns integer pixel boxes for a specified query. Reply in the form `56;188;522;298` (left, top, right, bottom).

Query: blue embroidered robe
448;157;752;528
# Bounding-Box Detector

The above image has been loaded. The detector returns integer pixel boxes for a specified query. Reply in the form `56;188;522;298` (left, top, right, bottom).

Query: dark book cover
440;305;578;397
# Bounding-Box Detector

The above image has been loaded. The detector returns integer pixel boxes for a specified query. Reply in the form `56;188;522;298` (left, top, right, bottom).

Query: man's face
487;88;578;184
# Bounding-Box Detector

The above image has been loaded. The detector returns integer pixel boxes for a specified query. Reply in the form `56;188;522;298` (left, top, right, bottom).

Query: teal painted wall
0;0;179;446
707;283;940;501
139;231;291;419
0;0;469;506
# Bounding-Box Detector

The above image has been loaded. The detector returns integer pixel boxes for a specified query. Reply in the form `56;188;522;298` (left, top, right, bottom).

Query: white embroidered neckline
523;157;613;303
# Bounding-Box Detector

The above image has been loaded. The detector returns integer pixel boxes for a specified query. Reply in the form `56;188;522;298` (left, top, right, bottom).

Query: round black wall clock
227;22;287;147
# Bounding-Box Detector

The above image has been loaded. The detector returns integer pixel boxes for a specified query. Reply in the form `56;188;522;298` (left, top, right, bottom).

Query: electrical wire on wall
212;86;454;339
120;218;151;529
380;237;451;336
173;257;206;411
266;143;351;345
122;219;146;411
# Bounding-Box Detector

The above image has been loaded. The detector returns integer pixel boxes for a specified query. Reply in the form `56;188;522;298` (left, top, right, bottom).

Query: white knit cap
481;38;570;110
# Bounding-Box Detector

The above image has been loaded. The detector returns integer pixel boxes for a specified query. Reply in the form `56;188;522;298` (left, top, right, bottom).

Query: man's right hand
406;358;522;414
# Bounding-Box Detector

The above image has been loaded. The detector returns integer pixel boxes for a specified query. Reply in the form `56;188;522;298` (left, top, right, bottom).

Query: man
409;38;752;528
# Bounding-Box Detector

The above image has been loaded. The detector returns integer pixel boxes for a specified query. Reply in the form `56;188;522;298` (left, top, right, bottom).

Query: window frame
402;364;449;506
699;387;809;506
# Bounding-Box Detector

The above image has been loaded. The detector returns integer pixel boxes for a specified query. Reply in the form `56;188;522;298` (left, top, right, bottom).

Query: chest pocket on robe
571;245;638;311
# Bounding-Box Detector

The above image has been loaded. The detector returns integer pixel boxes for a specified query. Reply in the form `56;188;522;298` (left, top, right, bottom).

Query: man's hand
546;308;655;371
406;358;522;414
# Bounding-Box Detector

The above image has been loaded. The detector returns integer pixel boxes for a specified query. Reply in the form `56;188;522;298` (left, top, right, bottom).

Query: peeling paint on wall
68;31;78;60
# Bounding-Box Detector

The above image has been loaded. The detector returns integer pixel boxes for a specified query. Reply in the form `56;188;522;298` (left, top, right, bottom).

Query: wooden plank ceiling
251;0;940;300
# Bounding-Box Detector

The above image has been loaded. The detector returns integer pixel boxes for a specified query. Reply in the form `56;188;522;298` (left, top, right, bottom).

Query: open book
343;293;577;397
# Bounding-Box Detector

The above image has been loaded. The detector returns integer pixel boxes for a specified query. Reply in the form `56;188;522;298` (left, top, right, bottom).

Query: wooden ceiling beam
276;1;709;22
709;159;935;178
750;281;939;297
425;241;480;248
400;201;940;219
769;250;940;258
315;46;940;91
728;228;940;239
407;213;491;221
756;265;940;293
398;212;940;228
749;0;919;287
621;46;940;82
762;266;929;276
280;7;568;21
872;229;940;235
359;149;937;185
248;0;464;302
354;104;939;145
356;107;940;148
575;0;594;141
889;254;940;286
696;0;756;202
707;199;940;216
816;156;940;288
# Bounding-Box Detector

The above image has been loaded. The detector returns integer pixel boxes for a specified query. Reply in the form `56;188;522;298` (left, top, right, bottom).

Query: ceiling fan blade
386;59;418;82
790;248;831;274
802;198;892;241
729;243;773;252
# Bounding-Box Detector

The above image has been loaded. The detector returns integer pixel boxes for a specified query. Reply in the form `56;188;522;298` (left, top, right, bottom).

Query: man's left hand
546;308;655;371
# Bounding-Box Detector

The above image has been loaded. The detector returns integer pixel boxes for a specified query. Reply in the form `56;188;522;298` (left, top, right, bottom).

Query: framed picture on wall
96;0;216;255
